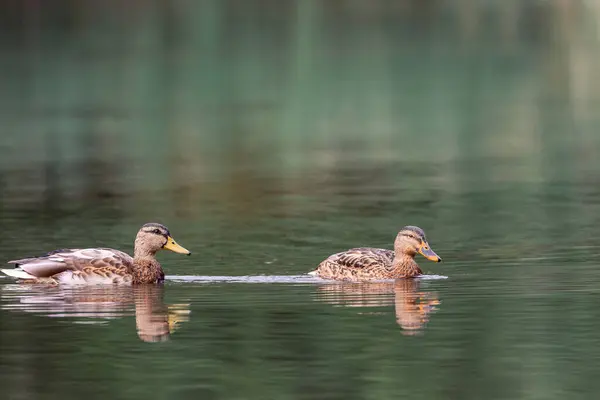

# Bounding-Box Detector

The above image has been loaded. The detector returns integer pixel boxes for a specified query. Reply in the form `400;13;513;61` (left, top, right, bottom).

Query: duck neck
392;252;422;278
131;239;163;284
134;247;157;259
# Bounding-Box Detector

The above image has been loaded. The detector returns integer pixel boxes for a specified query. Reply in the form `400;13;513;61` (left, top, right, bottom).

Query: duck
0;223;190;285
309;225;441;281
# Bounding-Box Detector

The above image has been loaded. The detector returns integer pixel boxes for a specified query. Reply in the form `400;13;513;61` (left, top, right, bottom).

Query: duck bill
163;236;191;255
419;243;442;262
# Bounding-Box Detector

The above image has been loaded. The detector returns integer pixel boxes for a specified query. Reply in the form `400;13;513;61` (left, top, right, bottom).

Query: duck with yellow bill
0;223;190;284
310;225;441;281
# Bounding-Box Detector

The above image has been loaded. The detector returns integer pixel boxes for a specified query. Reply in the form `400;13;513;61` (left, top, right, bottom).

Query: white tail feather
307;270;318;276
1;268;36;280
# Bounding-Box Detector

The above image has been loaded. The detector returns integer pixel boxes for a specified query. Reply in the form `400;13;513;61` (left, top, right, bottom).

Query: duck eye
153;229;161;234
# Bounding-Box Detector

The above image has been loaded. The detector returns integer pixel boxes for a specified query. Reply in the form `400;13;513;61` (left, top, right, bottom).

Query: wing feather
325;247;394;271
6;248;134;279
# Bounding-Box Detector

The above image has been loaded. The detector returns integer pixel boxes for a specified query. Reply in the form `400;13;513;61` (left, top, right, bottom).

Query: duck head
394;226;441;262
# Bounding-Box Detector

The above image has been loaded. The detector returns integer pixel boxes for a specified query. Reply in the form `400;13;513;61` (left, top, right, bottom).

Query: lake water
2;1;600;399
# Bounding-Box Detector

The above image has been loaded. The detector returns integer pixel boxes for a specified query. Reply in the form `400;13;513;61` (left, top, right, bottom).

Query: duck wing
323;247;394;270
8;248;134;279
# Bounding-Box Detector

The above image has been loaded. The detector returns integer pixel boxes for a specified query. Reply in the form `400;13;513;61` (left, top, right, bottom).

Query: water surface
2;1;600;399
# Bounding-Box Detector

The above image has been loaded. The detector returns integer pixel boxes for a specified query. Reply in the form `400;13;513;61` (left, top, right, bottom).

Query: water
2;1;600;399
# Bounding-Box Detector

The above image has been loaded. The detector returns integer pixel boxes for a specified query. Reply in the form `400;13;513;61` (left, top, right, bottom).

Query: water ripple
165;274;448;284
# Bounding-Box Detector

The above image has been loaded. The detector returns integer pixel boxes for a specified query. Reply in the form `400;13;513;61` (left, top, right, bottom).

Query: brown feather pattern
315;247;422;281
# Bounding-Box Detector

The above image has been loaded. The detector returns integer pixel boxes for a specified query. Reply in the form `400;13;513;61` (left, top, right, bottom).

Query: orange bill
418;242;441;262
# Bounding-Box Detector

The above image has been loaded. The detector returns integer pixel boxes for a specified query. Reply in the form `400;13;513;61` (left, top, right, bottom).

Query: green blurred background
2;1;600;399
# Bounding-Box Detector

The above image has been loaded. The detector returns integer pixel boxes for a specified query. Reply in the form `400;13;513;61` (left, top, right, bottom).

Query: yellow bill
163;236;191;255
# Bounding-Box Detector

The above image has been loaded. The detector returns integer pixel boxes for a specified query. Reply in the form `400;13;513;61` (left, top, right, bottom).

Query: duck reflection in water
315;279;440;335
0;284;190;343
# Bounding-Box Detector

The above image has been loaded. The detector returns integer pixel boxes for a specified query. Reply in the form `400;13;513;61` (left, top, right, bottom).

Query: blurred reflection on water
1;284;190;342
1;1;600;399
315;279;440;335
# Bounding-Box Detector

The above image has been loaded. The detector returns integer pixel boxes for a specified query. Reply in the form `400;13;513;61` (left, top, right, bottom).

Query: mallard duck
309;225;441;281
0;223;190;285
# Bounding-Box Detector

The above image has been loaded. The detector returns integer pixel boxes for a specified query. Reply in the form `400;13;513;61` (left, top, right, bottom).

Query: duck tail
1;268;36;280
307;270;318;276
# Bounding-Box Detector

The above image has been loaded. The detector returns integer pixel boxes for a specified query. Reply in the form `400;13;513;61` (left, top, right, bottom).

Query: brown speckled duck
309;226;441;281
0;223;190;285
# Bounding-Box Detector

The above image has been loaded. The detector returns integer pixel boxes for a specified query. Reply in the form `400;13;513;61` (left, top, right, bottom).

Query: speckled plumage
1;223;190;285
310;225;441;281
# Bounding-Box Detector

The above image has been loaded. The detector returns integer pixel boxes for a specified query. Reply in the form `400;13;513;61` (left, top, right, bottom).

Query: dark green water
2;1;600;399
